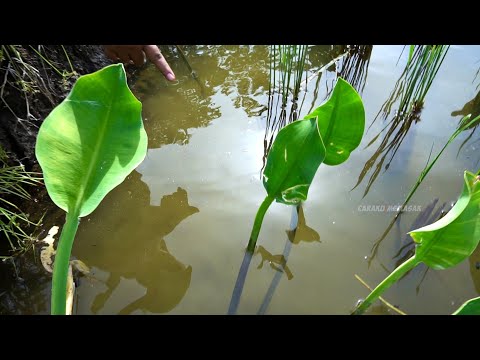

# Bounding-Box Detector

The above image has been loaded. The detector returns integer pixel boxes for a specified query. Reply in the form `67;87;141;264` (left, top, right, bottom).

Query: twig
354;274;407;315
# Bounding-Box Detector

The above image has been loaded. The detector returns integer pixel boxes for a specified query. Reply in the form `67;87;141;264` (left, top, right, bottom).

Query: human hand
103;45;176;81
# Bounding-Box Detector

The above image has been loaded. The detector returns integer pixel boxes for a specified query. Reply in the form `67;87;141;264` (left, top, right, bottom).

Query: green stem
247;195;274;253
353;255;419;315
61;45;75;74
28;46;64;77
51;211;79;315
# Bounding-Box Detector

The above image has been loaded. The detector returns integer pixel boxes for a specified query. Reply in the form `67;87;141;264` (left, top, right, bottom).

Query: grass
0;145;43;259
0;45;77;127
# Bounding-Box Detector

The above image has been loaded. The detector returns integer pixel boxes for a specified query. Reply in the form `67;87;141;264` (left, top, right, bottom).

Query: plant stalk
247;195;274;253
227;250;253;315
353;255;418;315
51;210;79;315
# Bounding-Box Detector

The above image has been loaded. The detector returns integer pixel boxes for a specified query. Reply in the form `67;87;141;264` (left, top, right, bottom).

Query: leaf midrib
71;82;118;215
323;87;340;145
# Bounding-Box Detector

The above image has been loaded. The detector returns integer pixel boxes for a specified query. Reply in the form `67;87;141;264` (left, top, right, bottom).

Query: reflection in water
73;172;199;314
133;45;271;149
451;90;480;156
335;45;372;95
353;45;450;197
257;204;321;314
262;46;308;172
230;203;322;314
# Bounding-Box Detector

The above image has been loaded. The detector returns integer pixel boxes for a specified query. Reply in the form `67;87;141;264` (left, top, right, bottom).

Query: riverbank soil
0;45;113;314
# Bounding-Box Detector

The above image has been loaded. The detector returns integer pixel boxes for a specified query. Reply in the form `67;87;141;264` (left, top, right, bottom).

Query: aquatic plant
353;45;450;197
368;113;480;264
35;64;147;315
228;78;365;314
249;78;365;253
353;169;480;315
0;145;42;257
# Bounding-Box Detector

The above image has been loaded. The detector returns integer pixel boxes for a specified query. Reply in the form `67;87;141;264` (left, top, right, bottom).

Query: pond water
3;45;480;315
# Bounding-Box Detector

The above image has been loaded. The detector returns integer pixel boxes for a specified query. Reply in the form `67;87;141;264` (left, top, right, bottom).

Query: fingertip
166;72;176;81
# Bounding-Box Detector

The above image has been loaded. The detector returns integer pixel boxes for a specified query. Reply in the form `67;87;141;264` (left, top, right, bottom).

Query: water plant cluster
31;46;480;315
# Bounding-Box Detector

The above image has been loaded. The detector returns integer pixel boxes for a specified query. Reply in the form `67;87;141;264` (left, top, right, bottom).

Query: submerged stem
352;255;418;315
227;251;253;315
51;211;79;315
247;196;274;253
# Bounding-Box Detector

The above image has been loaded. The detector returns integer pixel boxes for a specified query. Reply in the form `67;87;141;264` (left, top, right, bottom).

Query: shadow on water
451;90;480;157
73;171;199;314
74;45;275;315
352;45;450;198
254;205;321;280
256;205;321;314
229;204;321;315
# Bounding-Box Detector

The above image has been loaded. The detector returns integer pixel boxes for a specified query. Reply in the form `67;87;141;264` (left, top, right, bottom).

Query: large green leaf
453;296;480;315
263;118;326;205
262;77;365;205
303;78;365;165
36;64;147;218
409;171;480;269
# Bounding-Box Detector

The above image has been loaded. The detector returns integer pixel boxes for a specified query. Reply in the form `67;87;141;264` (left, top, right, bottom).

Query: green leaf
303;77;365;165
263;118;326;205
409;171;480;269
35;64;147;218
453;296;480;315
354;171;480;315
262;77;365;205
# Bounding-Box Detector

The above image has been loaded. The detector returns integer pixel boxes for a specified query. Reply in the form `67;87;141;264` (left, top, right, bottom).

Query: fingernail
166;72;176;81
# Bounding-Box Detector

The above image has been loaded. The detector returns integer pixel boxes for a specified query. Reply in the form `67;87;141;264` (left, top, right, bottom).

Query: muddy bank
0;45;111;166
0;45;114;313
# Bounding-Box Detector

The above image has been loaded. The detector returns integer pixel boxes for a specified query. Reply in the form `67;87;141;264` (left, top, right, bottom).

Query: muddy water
6;45;480;315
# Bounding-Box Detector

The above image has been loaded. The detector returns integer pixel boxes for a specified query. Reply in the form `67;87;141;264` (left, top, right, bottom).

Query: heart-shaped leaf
354;171;480;315
409;171;480;269
35;64;147;314
263;118;326;205
36;64;147;218
304;77;365;166
262;77;365;205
